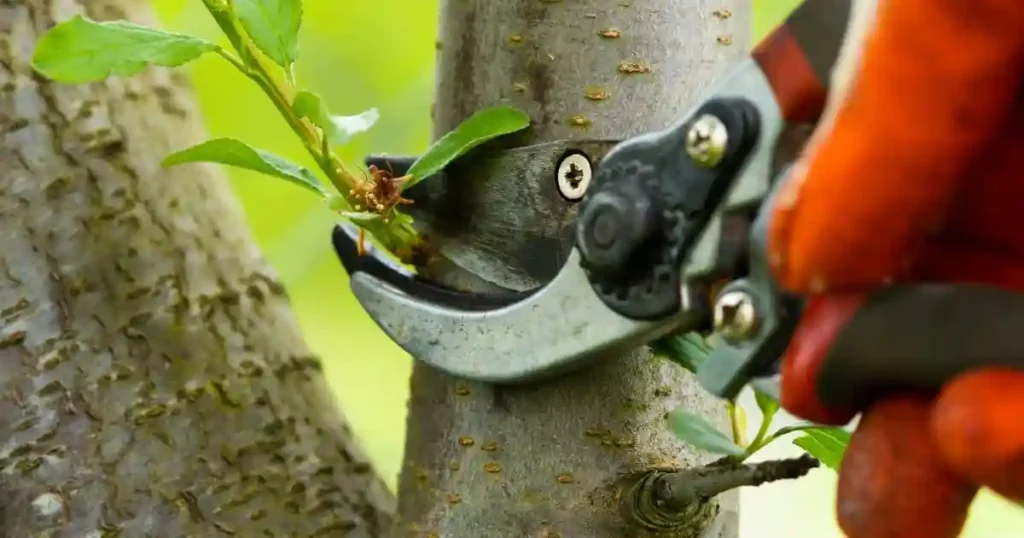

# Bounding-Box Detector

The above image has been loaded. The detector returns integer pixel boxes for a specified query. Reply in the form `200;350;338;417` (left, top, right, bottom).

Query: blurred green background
148;0;1024;536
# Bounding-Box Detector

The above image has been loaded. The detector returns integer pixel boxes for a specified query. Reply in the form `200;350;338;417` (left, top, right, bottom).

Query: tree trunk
395;1;749;537
0;1;393;536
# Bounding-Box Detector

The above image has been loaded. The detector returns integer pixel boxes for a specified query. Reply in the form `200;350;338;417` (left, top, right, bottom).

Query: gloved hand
767;0;1024;537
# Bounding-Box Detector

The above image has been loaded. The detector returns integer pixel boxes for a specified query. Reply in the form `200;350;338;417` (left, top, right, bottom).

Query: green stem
742;412;776;457
213;47;248;74
727;401;745;447
727;406;780;462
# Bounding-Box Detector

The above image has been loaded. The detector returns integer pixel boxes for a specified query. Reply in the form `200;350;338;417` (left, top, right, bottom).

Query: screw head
556;153;592;201
713;290;759;341
685;114;729;168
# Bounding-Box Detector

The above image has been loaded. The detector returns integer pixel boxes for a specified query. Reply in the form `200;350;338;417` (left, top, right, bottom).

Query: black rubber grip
751;0;852;123
817;283;1024;410
785;0;852;91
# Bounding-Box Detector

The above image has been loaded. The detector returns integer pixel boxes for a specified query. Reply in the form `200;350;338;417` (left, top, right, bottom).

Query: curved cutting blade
331;222;527;311
334;221;696;384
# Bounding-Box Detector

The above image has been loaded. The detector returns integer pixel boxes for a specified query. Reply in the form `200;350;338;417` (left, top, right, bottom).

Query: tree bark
395;1;749;537
0;1;393;536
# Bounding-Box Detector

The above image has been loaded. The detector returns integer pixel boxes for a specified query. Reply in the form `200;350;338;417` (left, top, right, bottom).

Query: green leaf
161;138;327;197
754;387;780;422
668;407;746;457
234;0;302;68
791;427;851;471
292;91;378;145
31;15;217;84
651;331;712;373
770;423;813;438
331;109;380;142
403;105;530;189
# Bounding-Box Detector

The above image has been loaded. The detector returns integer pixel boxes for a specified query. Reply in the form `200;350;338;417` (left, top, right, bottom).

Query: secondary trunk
394;1;749;537
0;1;392;536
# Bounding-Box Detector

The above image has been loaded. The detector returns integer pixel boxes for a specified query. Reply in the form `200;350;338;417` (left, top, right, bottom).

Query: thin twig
655;454;820;511
621;454;820;530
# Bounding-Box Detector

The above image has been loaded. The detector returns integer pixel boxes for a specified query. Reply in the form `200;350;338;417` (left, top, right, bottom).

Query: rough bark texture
0;1;393;536
395;1;749;537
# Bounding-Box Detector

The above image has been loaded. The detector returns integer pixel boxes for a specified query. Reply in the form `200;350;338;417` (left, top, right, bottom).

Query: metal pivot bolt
685;114;729;168
576;181;660;277
713;290;759;341
556;152;593;201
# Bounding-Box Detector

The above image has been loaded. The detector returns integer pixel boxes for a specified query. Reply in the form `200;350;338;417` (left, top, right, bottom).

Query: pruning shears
330;0;1024;406
328;0;846;401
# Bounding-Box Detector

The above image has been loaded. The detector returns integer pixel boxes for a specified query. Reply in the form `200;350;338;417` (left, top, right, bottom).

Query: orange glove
768;0;1024;537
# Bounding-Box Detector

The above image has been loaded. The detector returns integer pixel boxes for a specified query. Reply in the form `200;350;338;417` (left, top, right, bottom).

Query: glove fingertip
838;396;977;538
934;367;1024;501
779;294;864;425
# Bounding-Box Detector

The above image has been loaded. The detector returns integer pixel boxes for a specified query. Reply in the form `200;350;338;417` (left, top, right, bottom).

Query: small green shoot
31;7;530;262
655;331;851;469
292;91;379;146
781;425;850;471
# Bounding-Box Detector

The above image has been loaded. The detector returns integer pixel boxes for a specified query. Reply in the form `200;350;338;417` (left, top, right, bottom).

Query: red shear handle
752;0;852;124
809;283;1024;411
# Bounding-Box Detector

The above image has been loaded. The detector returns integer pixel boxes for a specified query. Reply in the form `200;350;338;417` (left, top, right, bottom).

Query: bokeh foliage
147;0;1024;536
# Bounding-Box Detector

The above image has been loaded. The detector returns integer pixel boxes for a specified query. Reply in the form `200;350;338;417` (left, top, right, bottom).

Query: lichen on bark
0;0;393;536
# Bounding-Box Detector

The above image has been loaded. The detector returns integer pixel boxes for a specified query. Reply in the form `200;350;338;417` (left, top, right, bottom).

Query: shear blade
333;222;690;384
332;222;523;311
